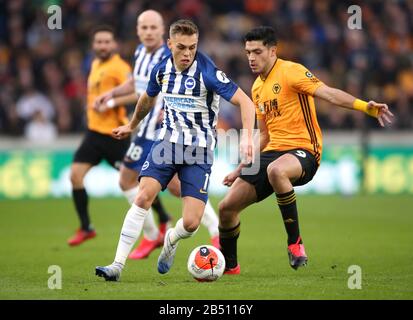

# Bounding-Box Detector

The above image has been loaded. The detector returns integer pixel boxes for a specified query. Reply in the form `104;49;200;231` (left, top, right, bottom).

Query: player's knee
135;190;152;209
218;198;235;214
182;218;200;233
70;169;84;187
218;199;237;225
119;175;136;192
267;164;287;182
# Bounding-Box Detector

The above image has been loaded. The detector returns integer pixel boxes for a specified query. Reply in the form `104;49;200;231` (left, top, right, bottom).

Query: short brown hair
169;19;198;37
91;24;115;38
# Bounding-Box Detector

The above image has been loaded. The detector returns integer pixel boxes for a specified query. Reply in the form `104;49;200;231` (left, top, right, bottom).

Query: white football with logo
187;245;226;282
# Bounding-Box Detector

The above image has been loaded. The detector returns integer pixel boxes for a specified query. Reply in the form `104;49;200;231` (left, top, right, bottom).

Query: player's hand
112;124;132;140
95;103;109;113
367;101;394;127
94;92;113;112
239;135;253;165
223;170;240;187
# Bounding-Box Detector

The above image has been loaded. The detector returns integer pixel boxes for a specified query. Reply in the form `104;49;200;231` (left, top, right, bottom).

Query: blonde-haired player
94;11;220;260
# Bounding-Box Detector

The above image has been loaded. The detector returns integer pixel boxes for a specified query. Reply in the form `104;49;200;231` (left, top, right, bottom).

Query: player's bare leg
166;173;181;197
119;165;140;204
218;177;257;274
157;196;205;274
267;154;308;270
201;200;220;248
95;177;161;281
167;174;220;247
267;154;302;193
68;162;96;246
151;176;174;240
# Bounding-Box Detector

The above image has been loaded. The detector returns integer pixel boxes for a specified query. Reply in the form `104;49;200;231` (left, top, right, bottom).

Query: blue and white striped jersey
133;43;169;141
146;51;238;150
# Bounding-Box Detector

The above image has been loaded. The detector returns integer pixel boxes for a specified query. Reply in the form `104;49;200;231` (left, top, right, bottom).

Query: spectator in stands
24;109;57;143
0;0;412;136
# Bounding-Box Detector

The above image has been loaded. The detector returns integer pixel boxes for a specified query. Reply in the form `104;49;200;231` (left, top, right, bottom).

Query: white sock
168;218;197;245
122;186;139;205
114;204;148;266
142;208;159;241
122;186;158;240
201;200;219;237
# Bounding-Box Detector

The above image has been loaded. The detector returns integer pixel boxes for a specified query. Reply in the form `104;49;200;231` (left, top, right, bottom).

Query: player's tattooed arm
112;92;156;140
129;92;156;129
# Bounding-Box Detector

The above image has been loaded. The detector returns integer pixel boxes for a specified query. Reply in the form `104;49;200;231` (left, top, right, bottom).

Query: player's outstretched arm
112;91;156;139
110;93;139;107
230;88;256;164
314;84;394;127
94;78;135;112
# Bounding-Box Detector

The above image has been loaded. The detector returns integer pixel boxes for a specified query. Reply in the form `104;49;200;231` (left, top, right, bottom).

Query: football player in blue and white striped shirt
94;11;221;262
96;19;255;281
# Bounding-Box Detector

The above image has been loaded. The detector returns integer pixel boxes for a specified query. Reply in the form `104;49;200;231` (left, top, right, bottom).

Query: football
187;245;226;282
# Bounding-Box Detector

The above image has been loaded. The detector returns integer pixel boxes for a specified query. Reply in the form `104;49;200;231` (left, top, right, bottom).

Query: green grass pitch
0;194;412;300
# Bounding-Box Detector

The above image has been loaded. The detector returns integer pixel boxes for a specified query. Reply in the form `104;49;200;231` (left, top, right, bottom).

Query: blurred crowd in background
0;0;412;142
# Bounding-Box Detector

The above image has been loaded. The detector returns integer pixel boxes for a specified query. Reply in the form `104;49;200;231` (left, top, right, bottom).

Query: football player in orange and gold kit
67;25;132;246
218;26;393;273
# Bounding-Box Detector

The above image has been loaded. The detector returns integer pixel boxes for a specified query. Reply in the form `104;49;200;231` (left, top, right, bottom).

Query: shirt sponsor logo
260;99;281;117
164;96;196;110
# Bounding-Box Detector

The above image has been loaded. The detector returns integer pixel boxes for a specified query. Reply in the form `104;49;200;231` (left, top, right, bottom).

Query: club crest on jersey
142;161;149;171
184;77;196;90
272;83;281;94
216;70;230;83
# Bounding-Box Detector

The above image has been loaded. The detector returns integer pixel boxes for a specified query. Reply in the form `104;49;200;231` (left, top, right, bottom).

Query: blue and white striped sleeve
203;60;238;101
146;63;162;97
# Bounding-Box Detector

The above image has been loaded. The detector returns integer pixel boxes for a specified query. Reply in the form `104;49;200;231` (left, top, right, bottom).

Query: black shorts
239;149;319;202
73;130;130;169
